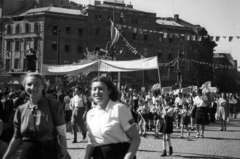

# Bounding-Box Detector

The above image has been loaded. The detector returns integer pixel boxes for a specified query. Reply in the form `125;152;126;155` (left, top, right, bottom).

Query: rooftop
20;6;84;16
156;19;184;27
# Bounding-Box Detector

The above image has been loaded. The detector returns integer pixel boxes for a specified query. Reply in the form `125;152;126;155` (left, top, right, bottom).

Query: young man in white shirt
71;87;88;143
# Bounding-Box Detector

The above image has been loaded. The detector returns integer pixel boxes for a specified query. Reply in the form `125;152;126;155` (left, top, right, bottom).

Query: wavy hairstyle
90;76;120;101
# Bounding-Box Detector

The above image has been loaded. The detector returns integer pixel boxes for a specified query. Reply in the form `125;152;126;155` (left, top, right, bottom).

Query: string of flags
158;57;238;70
115;24;240;42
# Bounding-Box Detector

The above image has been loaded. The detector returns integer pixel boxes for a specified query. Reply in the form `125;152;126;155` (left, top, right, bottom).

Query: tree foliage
65;50;111;88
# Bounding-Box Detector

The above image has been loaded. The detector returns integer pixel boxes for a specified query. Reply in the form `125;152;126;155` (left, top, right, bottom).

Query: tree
65;50;111;89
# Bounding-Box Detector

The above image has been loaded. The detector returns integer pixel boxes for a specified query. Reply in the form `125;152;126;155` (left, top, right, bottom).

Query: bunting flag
236;36;240;39
110;20;120;46
203;35;208;39
210;36;214;41
191;35;196;41
215;36;220;41
186;35;190;41
197;35;202;41
222;36;226;39
163;32;168;38
229;36;233;42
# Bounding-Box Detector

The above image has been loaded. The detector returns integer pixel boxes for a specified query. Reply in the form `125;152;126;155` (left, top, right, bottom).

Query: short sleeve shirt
13;97;65;141
72;95;87;108
195;96;208;107
87;100;135;147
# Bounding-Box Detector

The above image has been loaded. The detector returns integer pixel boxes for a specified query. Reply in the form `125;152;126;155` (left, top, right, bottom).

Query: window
6;41;11;51
168;53;172;61
25;23;30;33
34;23;39;33
64;60;69;64
15;41;20;51
52;41;57;50
5;59;10;70
95;14;101;20
16;25;20;34
24;41;30;50
78;45;82;54
34;39;39;50
144;33;148;41
143;48;148;57
169;37;173;43
135;19;138;24
120;17;125;23
96;28;100;36
23;58;27;70
7;25;11;34
159;36;163;43
158;49;162;61
132;33;137;40
66;25;70;33
132;19;134;24
78;27;83;37
53;25;58;35
14;59;19;69
95;45;100;52
65;42;70;51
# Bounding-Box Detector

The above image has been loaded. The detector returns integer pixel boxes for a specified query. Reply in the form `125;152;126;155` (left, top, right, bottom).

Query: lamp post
177;40;183;93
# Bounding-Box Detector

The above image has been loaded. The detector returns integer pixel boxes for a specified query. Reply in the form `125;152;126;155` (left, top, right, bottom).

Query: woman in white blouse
84;76;140;159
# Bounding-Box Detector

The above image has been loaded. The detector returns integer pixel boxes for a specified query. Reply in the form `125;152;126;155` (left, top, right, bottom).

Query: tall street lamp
177;40;183;92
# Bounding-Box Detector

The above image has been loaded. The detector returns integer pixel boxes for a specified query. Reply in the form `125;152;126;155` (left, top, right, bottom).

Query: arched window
16;24;20;34
7;25;12;34
34;23;39;32
25;23;30;33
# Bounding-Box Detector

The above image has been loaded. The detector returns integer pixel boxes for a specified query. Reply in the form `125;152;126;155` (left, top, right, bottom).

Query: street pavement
13;115;240;159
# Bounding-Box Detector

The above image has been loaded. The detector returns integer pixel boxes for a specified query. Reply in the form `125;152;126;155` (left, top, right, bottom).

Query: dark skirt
65;110;72;122
196;107;209;125
20;140;58;159
148;112;153;120
93;142;136;159
191;106;197;118
180;116;189;126
159;116;173;134
153;112;160;120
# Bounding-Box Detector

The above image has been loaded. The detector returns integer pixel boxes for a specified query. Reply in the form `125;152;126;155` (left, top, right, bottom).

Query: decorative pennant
128;26;132;30
236;36;240;39
209;36;214;41
138;29;143;34
197;35;202;41
215;36;220;41
222;36;226;39
175;34;179;38
169;33;173;38
229;36;233;42
133;28;137;33
203;35;208;39
191;35;196;41
186;35;190;41
122;25;127;28
159;31;163;34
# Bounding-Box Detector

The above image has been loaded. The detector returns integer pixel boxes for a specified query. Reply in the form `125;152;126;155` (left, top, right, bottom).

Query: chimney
174;14;179;22
95;0;101;5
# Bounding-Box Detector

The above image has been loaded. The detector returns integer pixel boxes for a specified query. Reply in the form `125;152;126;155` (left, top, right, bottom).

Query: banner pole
98;59;100;77
157;57;162;90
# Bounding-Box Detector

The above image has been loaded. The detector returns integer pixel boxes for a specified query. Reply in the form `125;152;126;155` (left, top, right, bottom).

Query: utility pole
177;40;182;93
57;29;60;65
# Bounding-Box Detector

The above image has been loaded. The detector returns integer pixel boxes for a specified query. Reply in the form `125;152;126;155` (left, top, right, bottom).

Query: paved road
13;115;240;159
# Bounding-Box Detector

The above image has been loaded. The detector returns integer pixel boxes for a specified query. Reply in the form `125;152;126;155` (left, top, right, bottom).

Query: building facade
1;0;217;89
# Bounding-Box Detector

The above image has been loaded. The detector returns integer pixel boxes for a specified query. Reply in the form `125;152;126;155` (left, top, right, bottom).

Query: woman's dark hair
90;76;120;101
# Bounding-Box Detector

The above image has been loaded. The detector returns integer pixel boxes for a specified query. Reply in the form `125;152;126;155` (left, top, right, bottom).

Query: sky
72;0;240;68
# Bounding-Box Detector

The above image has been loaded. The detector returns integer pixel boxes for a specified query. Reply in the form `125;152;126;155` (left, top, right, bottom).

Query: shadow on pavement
203;137;240;141
174;153;240;159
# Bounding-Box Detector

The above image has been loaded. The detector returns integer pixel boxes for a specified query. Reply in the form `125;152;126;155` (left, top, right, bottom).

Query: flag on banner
123;25;126;28
191;35;196;41
149;30;153;33
222;36;226;39
200;81;211;92
110;20;120;46
197;35;202;41
153;31;157;33
229;36;233;42
210;36;214;41
175;33;179;38
128;26;131;30
163;32;168;38
169;33;173;38
215;36;220;41
186;35;190;41
236;36;240;39
203;35;208;39
159;31;163;34
138;29;142;34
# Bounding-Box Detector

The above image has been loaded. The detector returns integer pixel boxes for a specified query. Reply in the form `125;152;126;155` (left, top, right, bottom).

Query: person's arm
82;95;88;120
84;142;94;159
124;126;141;159
3;138;22;159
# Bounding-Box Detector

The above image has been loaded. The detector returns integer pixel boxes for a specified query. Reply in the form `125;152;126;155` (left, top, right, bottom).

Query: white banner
42;56;159;75
162;87;172;94
100;56;158;72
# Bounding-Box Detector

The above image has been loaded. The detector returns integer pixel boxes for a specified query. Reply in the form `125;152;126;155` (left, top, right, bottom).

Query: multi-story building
213;53;239;92
1;0;217;89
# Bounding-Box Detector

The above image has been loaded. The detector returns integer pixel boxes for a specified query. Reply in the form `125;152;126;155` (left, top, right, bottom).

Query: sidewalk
13;115;240;159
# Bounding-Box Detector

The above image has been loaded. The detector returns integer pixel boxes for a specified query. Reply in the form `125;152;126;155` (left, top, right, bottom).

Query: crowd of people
0;72;240;158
